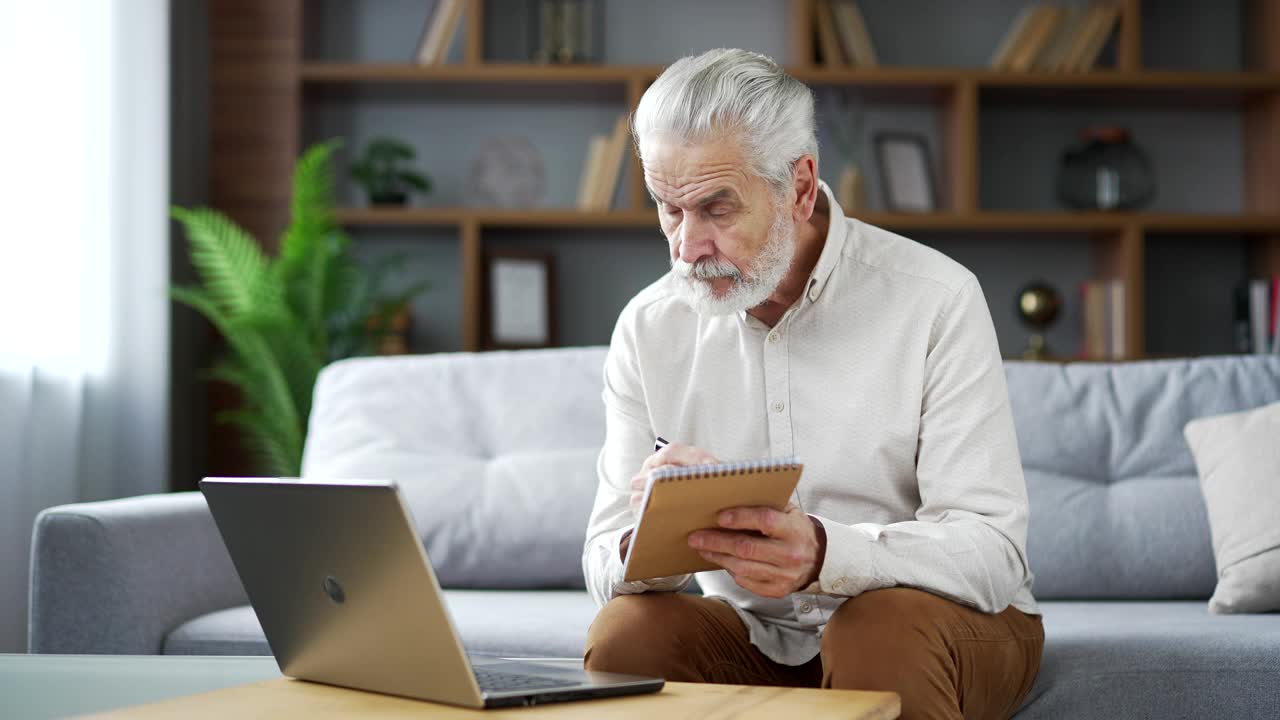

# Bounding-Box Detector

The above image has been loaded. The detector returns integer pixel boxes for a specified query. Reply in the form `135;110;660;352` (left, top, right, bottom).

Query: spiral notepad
622;456;804;582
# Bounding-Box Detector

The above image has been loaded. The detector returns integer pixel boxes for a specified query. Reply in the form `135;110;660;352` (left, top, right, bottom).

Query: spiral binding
649;456;800;482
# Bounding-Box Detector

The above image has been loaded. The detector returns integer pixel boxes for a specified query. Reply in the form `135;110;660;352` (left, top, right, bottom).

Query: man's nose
677;213;716;264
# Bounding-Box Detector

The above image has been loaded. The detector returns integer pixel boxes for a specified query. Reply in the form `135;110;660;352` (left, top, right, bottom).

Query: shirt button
767;331;780;343
832;578;844;590
800;602;813;613
772;401;785;413
808;284;820;302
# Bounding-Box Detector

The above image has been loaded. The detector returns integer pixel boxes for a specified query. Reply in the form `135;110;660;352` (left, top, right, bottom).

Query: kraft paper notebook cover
623;457;804;582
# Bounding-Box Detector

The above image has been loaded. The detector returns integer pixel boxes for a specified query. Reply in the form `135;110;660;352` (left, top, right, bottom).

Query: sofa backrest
303;347;1280;598
1007;355;1280;599
302;348;610;589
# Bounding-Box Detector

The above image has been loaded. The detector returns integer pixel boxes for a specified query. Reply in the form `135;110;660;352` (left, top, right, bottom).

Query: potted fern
171;139;428;476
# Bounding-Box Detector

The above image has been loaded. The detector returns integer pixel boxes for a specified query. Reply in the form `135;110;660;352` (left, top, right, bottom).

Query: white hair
632;48;818;193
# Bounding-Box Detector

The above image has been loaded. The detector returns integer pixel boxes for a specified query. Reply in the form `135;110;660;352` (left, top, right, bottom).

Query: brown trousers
584;588;1044;720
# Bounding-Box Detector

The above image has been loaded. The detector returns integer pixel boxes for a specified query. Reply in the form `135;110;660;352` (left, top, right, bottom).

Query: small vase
837;163;866;213
1056;127;1156;211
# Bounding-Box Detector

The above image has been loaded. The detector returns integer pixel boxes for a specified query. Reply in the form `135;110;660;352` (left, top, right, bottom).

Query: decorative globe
1017;283;1061;329
1015;282;1062;360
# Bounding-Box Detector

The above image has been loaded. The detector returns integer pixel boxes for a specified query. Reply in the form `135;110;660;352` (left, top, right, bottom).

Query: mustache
672;256;741;280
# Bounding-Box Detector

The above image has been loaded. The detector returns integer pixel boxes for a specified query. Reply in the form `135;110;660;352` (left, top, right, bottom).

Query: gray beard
668;206;797;316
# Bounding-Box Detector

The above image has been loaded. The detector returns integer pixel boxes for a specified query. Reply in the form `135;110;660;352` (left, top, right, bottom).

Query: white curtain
0;0;170;653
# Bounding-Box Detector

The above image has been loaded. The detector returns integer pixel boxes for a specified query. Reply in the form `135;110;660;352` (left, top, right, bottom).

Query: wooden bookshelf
210;0;1280;365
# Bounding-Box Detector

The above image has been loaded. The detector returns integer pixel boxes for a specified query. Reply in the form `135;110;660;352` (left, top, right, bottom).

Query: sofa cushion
1005;356;1280;599
162;605;269;656
1184;400;1280;614
301;349;611;589
1019;601;1280;719
163;590;598;660
166;594;1280;719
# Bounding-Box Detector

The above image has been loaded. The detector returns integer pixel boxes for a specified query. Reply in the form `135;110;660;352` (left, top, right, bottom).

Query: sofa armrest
28;491;247;654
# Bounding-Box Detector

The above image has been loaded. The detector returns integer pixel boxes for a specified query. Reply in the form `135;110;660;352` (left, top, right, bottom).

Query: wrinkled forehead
640;135;756;204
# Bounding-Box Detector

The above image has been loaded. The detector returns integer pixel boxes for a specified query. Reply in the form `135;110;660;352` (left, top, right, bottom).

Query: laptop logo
322;575;346;605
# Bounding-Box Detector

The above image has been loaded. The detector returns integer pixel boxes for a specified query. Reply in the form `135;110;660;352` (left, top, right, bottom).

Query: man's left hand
688;505;827;598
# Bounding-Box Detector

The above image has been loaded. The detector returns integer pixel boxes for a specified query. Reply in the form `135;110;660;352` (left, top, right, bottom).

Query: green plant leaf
171;207;283;321
399;172;431;191
215;407;300;477
280;139;343;351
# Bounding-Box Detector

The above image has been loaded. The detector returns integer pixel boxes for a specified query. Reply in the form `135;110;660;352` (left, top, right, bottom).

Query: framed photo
483;247;557;349
873;131;938;213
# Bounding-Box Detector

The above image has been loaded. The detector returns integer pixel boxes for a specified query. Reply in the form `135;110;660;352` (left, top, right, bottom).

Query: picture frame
873;131;938;213
483;247;557;349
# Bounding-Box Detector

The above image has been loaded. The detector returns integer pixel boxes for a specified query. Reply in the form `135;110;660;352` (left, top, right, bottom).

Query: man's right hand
620;442;721;562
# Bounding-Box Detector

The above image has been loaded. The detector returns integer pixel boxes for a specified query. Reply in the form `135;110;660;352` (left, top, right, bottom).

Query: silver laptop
200;477;664;709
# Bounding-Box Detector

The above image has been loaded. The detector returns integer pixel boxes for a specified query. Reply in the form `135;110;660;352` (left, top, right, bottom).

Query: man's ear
790;154;820;224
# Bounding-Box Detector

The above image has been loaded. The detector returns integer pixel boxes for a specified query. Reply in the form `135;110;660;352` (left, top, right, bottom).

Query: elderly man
581;49;1044;720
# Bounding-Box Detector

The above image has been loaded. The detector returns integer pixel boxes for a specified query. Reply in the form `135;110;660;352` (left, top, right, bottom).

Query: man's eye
708;205;732;217
662;204;681;215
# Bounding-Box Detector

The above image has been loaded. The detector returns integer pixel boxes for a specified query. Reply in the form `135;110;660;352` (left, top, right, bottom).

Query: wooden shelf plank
301;63;1280;93
1138;214;1280;233
333;208;469;226
858;211;1127;231
333;208;659;228
332;208;1280;234
301;63;661;84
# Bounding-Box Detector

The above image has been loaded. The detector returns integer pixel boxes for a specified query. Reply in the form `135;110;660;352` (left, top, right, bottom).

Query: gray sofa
29;348;1280;718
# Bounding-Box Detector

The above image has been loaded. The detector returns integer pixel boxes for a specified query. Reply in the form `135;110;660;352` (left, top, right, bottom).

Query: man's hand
688;504;827;598
627;442;720;519
621;442;720;562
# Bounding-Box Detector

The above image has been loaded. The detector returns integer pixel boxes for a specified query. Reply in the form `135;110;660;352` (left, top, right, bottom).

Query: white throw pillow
1183;400;1280;614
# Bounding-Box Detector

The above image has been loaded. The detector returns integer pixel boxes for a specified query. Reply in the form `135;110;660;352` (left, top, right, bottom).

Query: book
576;136;608;211
1072;4;1120;72
587;114;630;211
415;0;464;66
831;1;878;68
1251;279;1270;355
1108;279;1125;359
1082;280;1107;359
814;0;847;67
623;456;805;581
1271;276;1280;353
1034;7;1086;72
1009;4;1064;72
991;4;1041;70
1234;282;1254;353
1055;5;1105;72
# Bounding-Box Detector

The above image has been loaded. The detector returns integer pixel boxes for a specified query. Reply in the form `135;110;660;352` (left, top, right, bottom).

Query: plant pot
370;191;408;207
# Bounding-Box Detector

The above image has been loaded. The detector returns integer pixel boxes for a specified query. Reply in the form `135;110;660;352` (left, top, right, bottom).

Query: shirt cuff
606;525;691;595
807;514;882;596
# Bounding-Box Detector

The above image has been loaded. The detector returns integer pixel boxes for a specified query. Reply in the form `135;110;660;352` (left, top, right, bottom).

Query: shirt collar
805;180;847;305
736;180;848;329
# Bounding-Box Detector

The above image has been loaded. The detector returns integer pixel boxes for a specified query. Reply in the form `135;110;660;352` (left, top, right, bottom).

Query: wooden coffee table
89;675;901;719
0;654;897;719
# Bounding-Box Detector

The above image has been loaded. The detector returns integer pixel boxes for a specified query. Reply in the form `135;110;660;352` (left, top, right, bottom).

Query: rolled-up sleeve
813;274;1032;613
583;311;692;608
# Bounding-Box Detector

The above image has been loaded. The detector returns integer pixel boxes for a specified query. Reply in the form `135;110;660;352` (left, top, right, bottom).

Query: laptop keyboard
473;667;580;692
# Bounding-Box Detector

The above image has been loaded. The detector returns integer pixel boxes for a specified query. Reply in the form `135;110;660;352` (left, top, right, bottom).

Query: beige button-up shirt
583;181;1040;666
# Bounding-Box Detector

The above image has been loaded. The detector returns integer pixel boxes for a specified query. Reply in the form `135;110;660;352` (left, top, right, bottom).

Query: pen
654;436;669;452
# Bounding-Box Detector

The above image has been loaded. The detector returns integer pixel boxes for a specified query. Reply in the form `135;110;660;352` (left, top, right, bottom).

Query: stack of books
1235;277;1280;354
813;0;879;68
414;0;466;65
576;114;630;212
1080;278;1126;360
990;3;1121;73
